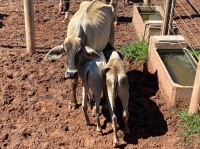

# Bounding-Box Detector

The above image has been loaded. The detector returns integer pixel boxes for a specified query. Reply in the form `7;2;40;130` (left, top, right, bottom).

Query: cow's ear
116;50;124;60
45;45;65;60
83;46;100;58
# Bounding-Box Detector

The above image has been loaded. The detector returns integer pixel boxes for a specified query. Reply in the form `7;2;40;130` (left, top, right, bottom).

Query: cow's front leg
70;77;78;110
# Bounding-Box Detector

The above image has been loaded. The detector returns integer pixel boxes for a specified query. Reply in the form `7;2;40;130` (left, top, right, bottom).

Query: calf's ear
105;68;110;73
83;46;100;59
116;50;124;60
45;45;65;60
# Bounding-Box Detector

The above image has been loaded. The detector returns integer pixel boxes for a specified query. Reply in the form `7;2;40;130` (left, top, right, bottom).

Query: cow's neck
69;26;86;45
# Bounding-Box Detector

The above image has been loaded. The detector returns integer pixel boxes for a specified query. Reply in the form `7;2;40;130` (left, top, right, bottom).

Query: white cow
103;46;130;147
80;52;106;135
59;0;91;21
45;0;115;109
59;0;124;25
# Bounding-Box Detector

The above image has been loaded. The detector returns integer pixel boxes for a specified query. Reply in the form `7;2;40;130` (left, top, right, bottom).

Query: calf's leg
82;86;90;125
106;79;119;147
94;95;103;135
117;77;130;134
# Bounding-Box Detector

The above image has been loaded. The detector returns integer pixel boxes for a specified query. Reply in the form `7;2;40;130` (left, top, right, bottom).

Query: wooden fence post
168;0;176;35
24;0;35;54
143;0;149;5
161;0;172;35
188;57;200;115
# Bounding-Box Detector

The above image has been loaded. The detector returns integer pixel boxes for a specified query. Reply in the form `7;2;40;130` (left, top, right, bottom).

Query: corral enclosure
0;0;200;148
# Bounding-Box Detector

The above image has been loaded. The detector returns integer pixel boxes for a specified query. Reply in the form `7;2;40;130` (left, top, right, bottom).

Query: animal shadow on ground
0;13;8;28
118;16;132;23
128;0;143;4
174;14;200;21
101;63;168;147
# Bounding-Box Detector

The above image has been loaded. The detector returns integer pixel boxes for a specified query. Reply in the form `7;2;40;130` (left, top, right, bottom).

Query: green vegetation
192;50;200;61
177;109;200;145
187;47;200;61
120;40;148;63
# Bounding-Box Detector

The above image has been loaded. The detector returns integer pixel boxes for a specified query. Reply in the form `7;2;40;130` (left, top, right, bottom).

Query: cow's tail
109;0;114;6
112;73;118;110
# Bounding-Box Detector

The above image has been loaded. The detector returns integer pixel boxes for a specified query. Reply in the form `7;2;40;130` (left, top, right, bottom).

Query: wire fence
131;0;200;59
0;0;136;49
0;0;200;51
171;0;200;59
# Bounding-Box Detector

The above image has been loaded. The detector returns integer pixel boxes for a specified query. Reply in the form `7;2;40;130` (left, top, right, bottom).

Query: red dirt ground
0;0;200;149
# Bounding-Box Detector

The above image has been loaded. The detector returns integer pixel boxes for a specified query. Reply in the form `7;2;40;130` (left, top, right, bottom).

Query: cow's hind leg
111;112;118;147
64;12;69;21
118;77;130;134
82;86;90;125
62;0;70;21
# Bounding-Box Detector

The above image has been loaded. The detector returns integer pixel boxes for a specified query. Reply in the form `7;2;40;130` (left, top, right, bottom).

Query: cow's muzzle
64;71;78;79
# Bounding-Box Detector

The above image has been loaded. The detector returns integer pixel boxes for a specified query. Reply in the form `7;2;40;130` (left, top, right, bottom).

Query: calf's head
45;37;100;79
103;43;124;62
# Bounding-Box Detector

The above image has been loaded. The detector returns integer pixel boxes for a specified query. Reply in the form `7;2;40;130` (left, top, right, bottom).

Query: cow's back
67;1;115;52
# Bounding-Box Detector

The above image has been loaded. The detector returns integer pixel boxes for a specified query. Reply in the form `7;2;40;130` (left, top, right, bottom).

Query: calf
80;52;106;135
103;47;130;147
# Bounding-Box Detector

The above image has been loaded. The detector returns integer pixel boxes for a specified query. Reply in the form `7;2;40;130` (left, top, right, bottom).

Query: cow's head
45;36;100;79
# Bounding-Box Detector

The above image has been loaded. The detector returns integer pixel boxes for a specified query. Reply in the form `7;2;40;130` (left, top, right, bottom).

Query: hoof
123;127;130;134
68;103;77;111
97;129;103;135
85;120;90;125
92;110;96;117
113;141;119;147
61;19;67;22
103;103;109;110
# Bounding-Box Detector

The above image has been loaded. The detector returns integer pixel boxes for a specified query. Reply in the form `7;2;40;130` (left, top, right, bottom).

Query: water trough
132;4;178;42
148;35;197;108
